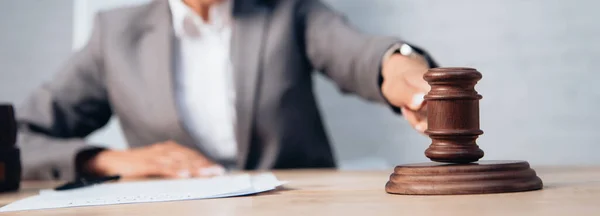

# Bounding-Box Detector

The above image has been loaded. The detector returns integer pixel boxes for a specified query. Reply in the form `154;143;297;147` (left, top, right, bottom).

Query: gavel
0;104;21;192
386;67;542;195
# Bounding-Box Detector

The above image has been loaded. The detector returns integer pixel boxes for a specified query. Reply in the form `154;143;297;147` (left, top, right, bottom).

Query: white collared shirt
169;0;237;161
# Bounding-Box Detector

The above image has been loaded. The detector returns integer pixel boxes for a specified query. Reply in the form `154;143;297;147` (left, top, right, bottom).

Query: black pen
54;175;121;191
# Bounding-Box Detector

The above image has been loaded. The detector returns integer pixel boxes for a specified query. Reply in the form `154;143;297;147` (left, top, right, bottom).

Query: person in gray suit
17;0;437;180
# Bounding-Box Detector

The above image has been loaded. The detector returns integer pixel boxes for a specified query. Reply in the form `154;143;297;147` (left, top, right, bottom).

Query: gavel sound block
385;68;543;195
0;104;21;192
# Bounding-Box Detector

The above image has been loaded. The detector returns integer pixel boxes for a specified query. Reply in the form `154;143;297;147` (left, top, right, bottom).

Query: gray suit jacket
16;0;434;180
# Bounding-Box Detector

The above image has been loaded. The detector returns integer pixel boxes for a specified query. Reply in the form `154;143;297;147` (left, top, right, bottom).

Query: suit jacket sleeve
16;14;111;180
301;0;437;106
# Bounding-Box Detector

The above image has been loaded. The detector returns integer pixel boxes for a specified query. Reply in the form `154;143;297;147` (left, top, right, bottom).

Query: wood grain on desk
0;167;599;216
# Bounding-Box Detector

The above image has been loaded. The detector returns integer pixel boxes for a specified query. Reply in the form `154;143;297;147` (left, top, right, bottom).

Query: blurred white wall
2;0;599;168
0;0;73;104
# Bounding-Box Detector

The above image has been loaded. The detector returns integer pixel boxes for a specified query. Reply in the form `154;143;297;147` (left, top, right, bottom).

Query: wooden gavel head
423;67;485;163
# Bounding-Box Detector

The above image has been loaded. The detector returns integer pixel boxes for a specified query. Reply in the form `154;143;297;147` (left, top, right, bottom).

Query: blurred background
1;0;598;169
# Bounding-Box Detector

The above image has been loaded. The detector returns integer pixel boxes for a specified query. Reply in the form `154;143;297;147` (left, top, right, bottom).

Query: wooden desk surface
0;167;599;216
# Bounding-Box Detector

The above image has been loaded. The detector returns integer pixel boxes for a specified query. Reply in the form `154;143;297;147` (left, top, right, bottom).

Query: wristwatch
385;43;420;59
384;43;429;66
399;43;415;57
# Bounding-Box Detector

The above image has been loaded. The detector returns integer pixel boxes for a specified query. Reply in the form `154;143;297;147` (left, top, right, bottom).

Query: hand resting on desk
84;141;225;179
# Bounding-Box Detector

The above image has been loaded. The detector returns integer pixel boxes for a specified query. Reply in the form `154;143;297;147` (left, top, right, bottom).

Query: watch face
400;44;413;56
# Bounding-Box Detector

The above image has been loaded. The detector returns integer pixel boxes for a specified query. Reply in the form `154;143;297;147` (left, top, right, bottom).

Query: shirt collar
168;0;232;38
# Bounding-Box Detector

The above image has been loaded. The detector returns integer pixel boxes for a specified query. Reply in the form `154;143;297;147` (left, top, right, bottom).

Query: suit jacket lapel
137;0;197;149
231;5;271;169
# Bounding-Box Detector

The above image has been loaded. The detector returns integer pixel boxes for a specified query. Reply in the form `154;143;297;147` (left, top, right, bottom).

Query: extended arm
301;0;437;131
301;0;436;104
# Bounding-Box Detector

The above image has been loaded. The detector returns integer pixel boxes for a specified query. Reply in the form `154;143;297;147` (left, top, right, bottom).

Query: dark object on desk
55;175;120;191
0;104;21;192
385;67;543;195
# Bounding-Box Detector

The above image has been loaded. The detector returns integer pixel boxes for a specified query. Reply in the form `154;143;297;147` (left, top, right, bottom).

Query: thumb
408;92;426;111
398;81;427;110
404;66;431;93
403;74;429;110
405;74;431;94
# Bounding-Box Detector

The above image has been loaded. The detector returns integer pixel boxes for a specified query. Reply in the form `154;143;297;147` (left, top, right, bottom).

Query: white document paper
0;173;285;213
